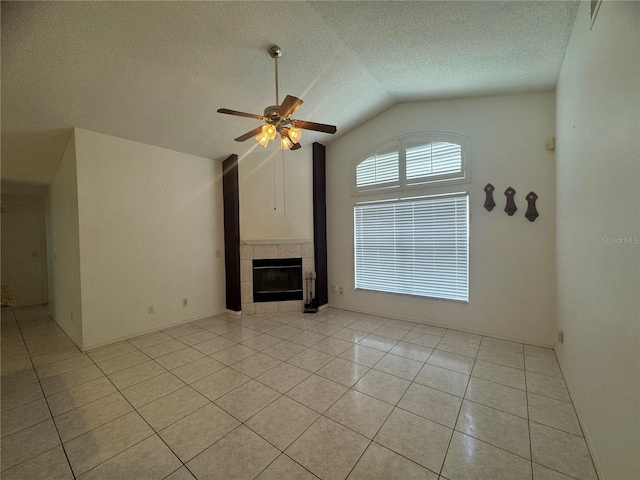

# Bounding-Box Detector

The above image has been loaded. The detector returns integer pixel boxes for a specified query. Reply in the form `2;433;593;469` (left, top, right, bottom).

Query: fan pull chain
273;153;277;211
282;148;286;217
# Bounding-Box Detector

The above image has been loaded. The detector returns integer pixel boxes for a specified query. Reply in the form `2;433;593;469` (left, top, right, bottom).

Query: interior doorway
1;190;49;308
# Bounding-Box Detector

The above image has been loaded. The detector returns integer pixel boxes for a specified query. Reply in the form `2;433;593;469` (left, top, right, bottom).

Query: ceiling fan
217;45;337;150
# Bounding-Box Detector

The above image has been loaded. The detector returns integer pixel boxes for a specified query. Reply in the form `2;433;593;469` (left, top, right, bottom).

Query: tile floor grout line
91;350;155;376
374;438;445;478
527;418;587;439
530;462;583;480
83;349;193;475
254;451;321;480
333;355;424;475
154;397;214;433
73;430;159;478
438;352;476;477
105;363;169;390
525;367;535;480
252;383;361;477
29;353;95;383
0;441;63;476
13;316;78;479
339;388;400;479
450;426;535;464
0;395;48;417
181;422;245;467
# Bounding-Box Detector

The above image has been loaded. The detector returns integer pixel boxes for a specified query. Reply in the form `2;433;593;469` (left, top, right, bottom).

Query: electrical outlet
182;298;188;307
148;306;154;314
557;330;564;343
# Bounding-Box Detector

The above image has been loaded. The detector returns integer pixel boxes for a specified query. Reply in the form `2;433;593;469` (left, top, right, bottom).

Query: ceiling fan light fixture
262;124;277;140
218;45;336;147
255;132;270;148
288;127;302;144
255;124;277;147
281;134;294;150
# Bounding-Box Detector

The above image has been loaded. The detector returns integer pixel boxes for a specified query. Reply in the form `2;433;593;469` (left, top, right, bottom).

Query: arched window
352;132;470;302
354;133;469;193
356;144;399;189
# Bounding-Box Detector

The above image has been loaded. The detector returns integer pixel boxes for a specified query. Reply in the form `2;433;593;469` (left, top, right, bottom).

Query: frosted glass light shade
262;124;277;140
289;127;302;144
281;135;293;150
255;133;270;147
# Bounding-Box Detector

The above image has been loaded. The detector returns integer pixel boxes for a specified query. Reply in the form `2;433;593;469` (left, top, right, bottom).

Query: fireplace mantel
241;237;312;245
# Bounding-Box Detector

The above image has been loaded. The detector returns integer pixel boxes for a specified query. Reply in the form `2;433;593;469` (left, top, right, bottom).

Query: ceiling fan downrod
269;45;282;107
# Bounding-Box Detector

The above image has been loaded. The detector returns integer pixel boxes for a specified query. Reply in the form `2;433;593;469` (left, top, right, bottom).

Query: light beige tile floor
1;305;599;479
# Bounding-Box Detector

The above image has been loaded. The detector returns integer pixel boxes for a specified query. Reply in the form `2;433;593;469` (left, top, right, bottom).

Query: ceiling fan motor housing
263;105;283;124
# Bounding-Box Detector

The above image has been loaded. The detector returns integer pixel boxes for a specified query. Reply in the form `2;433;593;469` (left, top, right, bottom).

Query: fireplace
252;258;303;303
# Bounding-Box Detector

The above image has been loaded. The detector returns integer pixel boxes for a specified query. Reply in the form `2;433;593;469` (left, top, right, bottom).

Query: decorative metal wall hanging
483;183;496;211
504;187;517;216
525;191;539;222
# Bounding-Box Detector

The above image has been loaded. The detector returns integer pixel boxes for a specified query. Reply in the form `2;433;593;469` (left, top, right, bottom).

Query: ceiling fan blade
290;142;302;151
234;126;263;142
291;120;337;134
278;95;303;118
217;108;264;121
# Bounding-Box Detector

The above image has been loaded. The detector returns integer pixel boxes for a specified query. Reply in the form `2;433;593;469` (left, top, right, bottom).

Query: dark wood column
312;143;328;307
222;154;241;312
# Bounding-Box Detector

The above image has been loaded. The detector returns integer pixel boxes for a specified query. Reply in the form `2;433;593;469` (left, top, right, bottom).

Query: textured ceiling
1;1;578;185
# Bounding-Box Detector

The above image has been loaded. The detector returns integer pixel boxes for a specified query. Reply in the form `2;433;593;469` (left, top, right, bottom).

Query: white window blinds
406;142;462;180
354;193;469;302
356;149;399;188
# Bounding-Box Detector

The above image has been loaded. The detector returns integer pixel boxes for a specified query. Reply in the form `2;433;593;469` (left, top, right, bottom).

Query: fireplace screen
253;258;303;302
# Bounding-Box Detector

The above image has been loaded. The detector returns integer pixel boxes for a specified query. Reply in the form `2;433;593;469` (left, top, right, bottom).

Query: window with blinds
355;149;399;188
354;193;469;302
354;133;468;192
406;141;462;181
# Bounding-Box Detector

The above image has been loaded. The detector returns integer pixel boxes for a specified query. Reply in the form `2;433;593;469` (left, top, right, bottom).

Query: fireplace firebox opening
253;258;303;303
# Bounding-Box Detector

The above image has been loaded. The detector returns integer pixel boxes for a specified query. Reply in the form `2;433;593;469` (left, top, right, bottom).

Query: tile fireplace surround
239;242;315;315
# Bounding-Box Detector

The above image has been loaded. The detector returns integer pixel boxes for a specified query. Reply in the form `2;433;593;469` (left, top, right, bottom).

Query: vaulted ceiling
1;1;578;185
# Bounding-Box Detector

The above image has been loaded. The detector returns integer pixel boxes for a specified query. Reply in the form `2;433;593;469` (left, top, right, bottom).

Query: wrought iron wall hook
484;183;496;211
525;191;539;222
504;187;517;216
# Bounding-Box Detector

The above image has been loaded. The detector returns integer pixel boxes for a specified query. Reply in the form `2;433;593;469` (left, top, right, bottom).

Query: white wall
46;131;83;346
74;129;226;349
326;93;556;346
238;146;313;242
1;193;48;307
555;2;639;479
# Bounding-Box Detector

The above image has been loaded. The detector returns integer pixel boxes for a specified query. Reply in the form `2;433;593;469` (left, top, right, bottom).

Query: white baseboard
554;348;604;480
50;313;83;351
80;310;226;351
326;303;555;348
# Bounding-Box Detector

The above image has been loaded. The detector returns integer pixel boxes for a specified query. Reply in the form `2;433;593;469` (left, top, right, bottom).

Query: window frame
351;131;472;303
353;191;470;304
354;140;401;191
352;132;471;196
